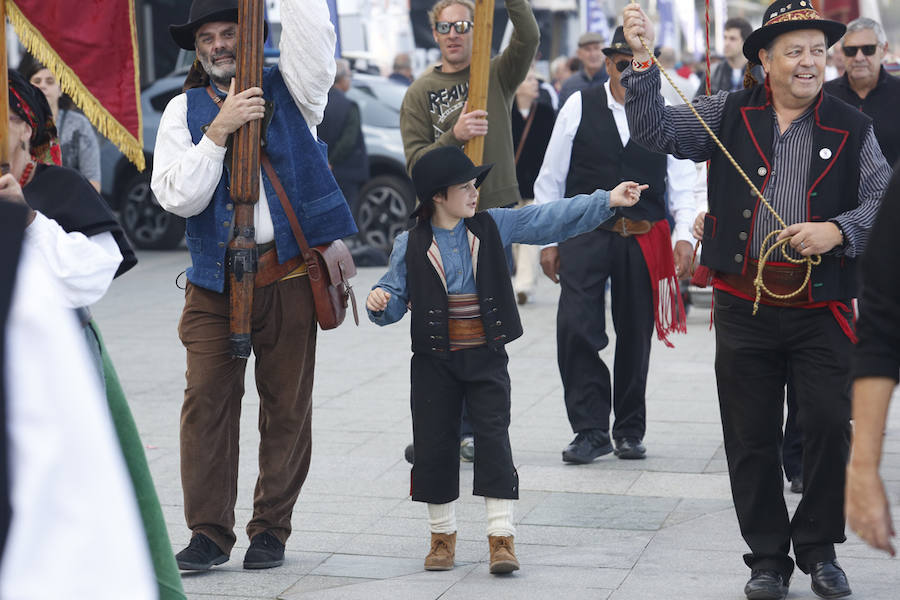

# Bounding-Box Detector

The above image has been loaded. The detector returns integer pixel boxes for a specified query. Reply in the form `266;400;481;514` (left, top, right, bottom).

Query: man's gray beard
199;56;235;89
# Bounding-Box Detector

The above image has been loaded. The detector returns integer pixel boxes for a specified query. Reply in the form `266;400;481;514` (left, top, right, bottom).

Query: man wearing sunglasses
535;26;696;466
825;17;900;167
400;0;538;211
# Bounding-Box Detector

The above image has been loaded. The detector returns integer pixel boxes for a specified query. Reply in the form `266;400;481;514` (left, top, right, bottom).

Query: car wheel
354;174;414;255
120;172;185;250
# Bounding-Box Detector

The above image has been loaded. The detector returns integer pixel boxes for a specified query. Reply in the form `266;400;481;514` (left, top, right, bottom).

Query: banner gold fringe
6;0;145;171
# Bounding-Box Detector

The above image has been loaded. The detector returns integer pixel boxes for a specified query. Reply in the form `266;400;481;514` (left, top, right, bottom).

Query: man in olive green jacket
400;0;539;210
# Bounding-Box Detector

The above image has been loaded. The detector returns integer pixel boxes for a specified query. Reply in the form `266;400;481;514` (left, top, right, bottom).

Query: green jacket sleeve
493;0;540;95
400;78;463;175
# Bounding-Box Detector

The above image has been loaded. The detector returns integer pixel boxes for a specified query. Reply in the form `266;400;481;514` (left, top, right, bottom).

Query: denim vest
184;67;358;292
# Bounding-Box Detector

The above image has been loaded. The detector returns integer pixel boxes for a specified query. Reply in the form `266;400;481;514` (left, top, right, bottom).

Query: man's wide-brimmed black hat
602;26;633;57
410;147;493;216
743;0;845;64
170;0;268;50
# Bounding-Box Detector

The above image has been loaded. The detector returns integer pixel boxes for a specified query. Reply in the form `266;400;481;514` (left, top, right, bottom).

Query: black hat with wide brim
602;26;633;57
743;0;845;64
169;0;268;50
410;147;493;218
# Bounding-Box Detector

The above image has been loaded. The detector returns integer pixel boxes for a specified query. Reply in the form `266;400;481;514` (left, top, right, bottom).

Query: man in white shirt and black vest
535;26;695;467
623;2;892;599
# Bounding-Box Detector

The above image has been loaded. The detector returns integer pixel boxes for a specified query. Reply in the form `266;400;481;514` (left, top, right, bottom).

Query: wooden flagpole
227;0;265;358
464;0;494;166
0;0;9;174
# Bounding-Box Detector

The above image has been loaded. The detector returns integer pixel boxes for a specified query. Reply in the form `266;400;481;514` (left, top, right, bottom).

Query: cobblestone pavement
93;249;900;599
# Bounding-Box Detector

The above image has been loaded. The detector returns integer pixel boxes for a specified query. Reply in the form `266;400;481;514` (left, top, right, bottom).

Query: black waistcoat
703;85;870;301
406;212;523;358
318;87;368;183
565;85;668;222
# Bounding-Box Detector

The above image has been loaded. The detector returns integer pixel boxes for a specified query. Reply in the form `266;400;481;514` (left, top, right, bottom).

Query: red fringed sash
635;220;687;347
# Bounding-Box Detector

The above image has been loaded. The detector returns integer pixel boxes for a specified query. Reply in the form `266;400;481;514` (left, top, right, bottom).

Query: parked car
99;60;414;254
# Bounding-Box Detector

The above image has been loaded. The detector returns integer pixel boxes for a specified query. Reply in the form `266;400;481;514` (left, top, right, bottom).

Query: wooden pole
227;0;265;358
0;0;9;174
464;0;494;166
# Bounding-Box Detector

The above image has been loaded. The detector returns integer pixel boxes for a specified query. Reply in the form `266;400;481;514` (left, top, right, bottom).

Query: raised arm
493;0;540;94
621;3;721;162
279;0;337;129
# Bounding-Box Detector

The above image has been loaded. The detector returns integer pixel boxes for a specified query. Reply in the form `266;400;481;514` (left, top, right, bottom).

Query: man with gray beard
151;0;357;572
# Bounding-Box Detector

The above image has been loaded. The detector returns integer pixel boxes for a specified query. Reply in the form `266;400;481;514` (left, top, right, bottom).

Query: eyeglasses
842;44;878;57
435;20;473;35
614;59;630;73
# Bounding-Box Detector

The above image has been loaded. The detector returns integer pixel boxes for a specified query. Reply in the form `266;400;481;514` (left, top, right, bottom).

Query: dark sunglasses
435;20;473;35
614;59;631;73
842;44;878;57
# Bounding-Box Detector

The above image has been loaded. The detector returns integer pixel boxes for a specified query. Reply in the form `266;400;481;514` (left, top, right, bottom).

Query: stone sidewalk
93;249;900;600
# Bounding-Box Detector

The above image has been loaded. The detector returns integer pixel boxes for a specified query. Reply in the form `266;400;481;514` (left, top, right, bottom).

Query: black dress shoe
562;429;613;464
614;437;647;460
808;560;851;599
744;570;789;600
790;477;803;494
176;533;229;570
244;531;286;569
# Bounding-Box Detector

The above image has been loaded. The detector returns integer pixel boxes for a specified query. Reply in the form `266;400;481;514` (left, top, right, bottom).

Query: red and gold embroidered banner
7;0;144;170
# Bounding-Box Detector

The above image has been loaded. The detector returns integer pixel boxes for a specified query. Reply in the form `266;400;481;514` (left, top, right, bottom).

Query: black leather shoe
790;478;803;494
176;533;229;570
562;429;613;464
614;437;647;460
244;531;285;569
808;560;851;599
744;570;789;600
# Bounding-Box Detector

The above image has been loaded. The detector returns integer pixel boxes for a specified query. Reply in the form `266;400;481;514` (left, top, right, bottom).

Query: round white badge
819;148;832;160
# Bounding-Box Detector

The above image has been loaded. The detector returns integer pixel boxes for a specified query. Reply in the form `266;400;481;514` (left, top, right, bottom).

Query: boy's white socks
485;497;516;538
427;501;457;534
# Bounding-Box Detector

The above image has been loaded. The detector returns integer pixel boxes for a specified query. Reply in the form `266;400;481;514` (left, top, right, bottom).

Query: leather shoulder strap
260;152;312;257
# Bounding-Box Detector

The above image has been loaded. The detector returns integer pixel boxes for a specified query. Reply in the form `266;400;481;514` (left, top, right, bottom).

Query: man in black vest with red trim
622;2;892;599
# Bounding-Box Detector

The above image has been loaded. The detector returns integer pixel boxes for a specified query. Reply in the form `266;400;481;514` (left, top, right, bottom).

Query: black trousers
557;229;654;438
410;346;518;504
782;381;804;482
713;290;851;578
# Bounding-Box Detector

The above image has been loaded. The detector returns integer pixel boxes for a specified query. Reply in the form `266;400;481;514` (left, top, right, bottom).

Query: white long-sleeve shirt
150;0;336;243
24;212;122;308
534;82;697;247
0;239;155;600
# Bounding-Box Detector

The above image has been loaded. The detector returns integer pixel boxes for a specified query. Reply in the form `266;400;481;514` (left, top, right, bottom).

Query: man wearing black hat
622;2;892;599
151;0;358;571
366;145;644;574
536;25;696;466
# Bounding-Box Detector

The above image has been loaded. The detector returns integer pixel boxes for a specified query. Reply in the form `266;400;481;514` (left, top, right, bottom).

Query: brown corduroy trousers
177;275;317;554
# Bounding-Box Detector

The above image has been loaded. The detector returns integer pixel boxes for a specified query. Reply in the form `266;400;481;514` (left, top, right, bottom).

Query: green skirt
89;321;186;600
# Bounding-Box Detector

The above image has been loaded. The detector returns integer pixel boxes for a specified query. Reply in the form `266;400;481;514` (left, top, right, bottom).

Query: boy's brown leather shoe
424;532;456;571
488;535;520;574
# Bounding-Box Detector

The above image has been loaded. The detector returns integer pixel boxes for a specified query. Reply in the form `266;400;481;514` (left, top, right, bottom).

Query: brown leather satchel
261;153;359;329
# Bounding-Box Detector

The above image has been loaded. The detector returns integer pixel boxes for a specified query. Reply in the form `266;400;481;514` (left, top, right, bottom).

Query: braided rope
635;35;820;314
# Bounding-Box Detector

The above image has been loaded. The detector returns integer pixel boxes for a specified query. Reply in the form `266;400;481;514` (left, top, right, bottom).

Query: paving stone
88;256;900;599
521;492;679;530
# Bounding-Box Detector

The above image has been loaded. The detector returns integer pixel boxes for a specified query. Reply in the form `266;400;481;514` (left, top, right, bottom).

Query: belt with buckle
600;217;654;237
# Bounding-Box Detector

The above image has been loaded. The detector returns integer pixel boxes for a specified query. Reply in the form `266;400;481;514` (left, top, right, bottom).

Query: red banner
7;0;144;170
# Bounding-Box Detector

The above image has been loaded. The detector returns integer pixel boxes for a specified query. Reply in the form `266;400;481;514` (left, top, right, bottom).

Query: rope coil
634;35;819;314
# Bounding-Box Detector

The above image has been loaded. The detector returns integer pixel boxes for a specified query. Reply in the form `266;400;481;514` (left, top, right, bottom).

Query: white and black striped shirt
622;65;892;258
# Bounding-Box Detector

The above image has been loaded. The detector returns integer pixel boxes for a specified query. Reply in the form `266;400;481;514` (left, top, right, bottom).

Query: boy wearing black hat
366;145;645;574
